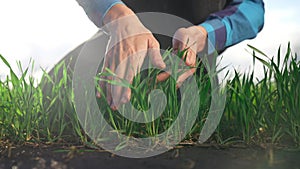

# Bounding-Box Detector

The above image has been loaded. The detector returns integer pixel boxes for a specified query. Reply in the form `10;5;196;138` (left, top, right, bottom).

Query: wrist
103;4;135;25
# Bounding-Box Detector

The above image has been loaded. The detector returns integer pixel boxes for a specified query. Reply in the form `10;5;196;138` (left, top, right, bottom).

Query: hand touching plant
97;4;166;110
157;26;208;87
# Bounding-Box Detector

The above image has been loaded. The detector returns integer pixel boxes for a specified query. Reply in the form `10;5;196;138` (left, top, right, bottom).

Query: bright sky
0;0;299;81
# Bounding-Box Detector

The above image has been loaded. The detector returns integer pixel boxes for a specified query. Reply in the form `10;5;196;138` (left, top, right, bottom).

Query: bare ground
1;144;300;169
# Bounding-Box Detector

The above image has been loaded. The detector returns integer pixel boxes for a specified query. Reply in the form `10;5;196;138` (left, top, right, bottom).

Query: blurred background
0;0;299;81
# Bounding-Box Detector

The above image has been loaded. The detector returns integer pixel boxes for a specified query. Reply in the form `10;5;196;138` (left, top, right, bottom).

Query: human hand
97;4;166;110
157;26;207;87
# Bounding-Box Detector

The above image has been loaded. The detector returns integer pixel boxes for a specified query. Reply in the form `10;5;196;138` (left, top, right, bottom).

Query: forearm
103;4;134;25
75;0;124;27
200;0;265;52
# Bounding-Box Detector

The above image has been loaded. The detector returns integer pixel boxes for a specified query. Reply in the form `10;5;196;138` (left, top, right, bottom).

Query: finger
110;64;126;111
148;39;166;69
176;68;196;89
172;39;180;52
111;50;140;109
185;50;197;66
104;50;117;109
96;92;101;98
109;74;130;110
113;61;136;109
156;71;171;82
120;85;131;104
173;29;189;60
173;39;188;57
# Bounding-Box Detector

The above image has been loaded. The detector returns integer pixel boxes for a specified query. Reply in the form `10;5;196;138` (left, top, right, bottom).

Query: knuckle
149;37;160;48
125;46;135;55
186;62;193;67
175;28;187;36
190;68;196;74
176;28;187;33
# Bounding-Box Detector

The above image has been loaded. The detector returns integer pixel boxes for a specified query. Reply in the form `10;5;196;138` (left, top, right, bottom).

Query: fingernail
186;57;191;65
110;104;118;111
158;62;166;69
187;61;193;66
176;81;183;89
96;92;101;98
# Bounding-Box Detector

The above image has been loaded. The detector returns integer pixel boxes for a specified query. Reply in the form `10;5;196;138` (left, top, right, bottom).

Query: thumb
148;40;166;69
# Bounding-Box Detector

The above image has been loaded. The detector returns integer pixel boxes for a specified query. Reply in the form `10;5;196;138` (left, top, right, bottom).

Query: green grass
95;49;206;139
0;43;299;149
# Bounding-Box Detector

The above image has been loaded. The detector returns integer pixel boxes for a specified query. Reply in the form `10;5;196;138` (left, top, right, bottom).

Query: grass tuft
0;43;299;148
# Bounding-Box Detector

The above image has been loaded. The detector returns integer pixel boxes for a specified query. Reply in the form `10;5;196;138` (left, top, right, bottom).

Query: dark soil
1;144;299;169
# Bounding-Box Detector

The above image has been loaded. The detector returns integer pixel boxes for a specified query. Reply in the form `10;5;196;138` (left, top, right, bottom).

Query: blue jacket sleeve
76;0;124;27
200;0;265;52
76;0;265;53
